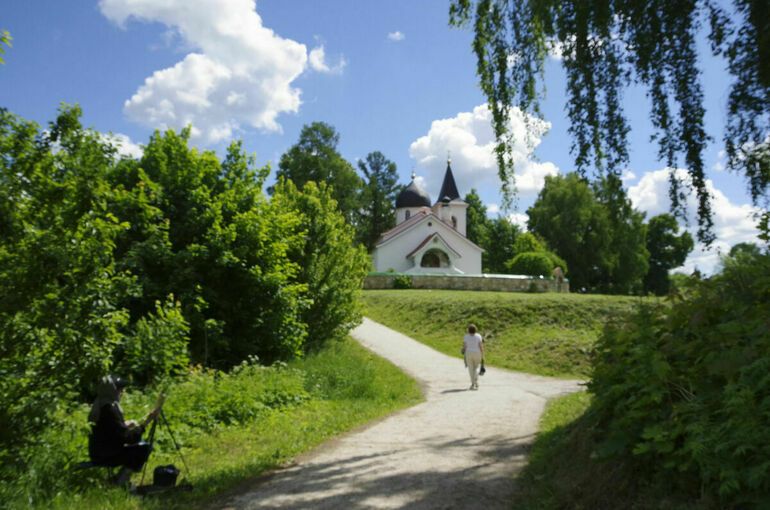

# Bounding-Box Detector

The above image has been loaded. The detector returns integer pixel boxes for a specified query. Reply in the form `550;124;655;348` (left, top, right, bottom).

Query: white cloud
621;169;636;181
102;133;143;158
409;104;558;201
387;31;405;42
486;203;500;215
628;167;762;274
99;0;342;142
507;212;529;230
308;45;346;74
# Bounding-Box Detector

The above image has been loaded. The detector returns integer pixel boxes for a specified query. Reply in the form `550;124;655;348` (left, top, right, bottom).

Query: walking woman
462;324;484;390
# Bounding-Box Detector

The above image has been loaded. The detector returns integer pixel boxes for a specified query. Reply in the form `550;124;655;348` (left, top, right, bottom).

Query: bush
118;297;190;385
589;251;770;507
507;251;554;276
393;275;412;289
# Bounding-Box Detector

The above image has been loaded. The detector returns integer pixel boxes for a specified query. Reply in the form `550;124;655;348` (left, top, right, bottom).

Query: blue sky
1;0;762;273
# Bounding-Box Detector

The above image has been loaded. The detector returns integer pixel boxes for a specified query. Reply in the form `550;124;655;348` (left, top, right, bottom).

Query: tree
357;151;399;251
450;0;770;244
484;216;521;273
274;122;362;224
594;175;649;294
728;241;762;258
465;188;492;247
273;179;370;353
528;173;613;291
644;214;694;295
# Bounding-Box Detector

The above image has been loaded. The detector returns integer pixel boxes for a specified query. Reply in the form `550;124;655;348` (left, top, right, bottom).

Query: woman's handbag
479;361;486;376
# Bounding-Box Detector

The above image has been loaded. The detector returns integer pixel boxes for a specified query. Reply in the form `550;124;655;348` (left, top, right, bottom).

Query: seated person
88;375;160;486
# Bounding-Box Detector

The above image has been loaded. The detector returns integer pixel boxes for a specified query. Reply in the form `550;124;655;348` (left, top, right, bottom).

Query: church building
372;160;483;274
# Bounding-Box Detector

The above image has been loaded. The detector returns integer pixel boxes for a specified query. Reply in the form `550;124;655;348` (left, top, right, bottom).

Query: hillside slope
362;290;644;378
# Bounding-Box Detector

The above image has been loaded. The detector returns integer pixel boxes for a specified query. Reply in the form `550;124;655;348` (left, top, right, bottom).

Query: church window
405;210;411;220
451;216;458;229
421;248;449;268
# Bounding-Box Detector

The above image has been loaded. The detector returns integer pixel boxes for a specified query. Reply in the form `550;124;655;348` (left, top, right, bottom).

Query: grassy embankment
361;289;643;379
7;337;422;510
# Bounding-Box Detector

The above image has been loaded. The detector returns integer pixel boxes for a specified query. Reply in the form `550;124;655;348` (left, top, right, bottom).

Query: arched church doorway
420;249;450;268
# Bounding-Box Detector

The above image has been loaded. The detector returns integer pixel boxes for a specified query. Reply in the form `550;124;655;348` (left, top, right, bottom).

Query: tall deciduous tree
484;216;520;273
357;151;399;252
644;214;694;295
450;0;770;244
528;173;613;291
594;175;649;294
464;188;492;247
274;122;362;224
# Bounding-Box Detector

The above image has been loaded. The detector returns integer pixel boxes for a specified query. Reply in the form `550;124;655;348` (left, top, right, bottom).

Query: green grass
362;289;645;378
6;337;423;510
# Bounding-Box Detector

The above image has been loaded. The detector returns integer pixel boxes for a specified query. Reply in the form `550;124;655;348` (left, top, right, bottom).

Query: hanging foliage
450;0;770;244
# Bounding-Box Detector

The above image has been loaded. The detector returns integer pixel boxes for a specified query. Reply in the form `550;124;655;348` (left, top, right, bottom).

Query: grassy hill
361;289;645;379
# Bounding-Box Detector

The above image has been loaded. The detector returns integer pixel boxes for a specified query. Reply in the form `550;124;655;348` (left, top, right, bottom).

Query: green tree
594;175;649;294
644;214;694;295
273;179;370;353
450;0;769;244
357;151;399;252
484;216;521;273
464;188;492;247
728;241;762;258
274;122;363;224
528;173;613;291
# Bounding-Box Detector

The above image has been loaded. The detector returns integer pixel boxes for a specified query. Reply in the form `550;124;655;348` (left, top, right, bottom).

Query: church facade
372;161;483;275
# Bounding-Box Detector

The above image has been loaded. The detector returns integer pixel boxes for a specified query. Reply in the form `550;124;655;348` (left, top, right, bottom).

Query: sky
1;0;763;274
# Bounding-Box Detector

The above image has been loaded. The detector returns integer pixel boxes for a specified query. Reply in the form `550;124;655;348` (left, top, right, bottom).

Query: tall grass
2;337;422;510
362;289;643;378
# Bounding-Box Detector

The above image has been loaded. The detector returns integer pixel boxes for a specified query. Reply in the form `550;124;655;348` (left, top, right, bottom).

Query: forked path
217;318;582;510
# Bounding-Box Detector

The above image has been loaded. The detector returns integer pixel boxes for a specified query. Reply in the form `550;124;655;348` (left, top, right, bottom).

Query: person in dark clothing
88;375;160;486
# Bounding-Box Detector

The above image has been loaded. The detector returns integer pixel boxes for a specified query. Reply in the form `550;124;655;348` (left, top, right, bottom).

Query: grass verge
362;289;643;378
5;337;422;510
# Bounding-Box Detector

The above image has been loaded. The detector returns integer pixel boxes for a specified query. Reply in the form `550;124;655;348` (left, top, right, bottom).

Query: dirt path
216;318;582;509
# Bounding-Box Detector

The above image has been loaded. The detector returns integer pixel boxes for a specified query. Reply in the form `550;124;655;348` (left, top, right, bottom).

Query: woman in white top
462;324;484;390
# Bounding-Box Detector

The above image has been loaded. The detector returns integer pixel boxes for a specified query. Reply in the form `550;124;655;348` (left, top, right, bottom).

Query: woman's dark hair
467;324;477;334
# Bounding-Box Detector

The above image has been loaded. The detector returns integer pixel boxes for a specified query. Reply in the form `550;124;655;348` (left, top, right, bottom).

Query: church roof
436;161;461;203
405;232;462;259
395;179;431;208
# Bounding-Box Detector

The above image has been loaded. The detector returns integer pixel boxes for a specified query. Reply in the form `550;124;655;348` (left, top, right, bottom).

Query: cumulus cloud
102;133;144;159
507;212;529;230
628;167;762;274
409;104;558;201
387;31;405;42
99;0;342;142
308;45;346;74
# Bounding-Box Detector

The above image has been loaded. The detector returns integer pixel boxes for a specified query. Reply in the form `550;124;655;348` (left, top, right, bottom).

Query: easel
135;406;193;496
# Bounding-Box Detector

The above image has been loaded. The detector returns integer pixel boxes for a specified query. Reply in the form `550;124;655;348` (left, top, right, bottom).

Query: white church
371;160;484;275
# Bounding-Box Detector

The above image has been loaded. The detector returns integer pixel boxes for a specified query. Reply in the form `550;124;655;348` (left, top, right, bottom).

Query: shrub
507;251;553;276
589;251;770;506
118;297;190;385
393;275;412;289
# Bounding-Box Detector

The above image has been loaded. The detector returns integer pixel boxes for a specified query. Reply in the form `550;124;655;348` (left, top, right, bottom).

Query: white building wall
431;202;468;236
373;215;482;274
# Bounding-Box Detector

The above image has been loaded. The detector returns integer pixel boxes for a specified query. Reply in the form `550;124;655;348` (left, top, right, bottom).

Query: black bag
153;464;179;488
479;362;486;376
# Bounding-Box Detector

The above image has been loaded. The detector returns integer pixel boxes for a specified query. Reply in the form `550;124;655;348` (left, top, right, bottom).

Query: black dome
396;180;431;208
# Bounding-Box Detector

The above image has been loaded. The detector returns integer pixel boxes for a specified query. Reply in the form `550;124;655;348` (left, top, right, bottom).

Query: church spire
436;157;461;202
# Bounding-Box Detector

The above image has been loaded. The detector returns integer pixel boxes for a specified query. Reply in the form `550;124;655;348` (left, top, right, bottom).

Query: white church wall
374;215;481;274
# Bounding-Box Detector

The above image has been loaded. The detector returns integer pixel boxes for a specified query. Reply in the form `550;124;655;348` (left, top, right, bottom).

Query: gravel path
216;318;582;510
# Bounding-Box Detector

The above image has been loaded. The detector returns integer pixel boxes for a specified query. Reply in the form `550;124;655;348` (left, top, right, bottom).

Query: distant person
88;375;159;486
461;324;484;390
